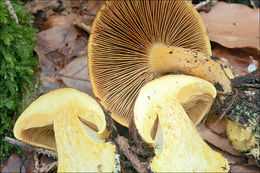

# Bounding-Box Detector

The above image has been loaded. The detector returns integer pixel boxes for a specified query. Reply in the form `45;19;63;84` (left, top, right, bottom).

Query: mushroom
88;0;233;127
13;88;118;172
134;75;229;172
226;120;259;161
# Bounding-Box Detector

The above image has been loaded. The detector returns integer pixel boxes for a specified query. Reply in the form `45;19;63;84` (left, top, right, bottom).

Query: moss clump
0;0;39;161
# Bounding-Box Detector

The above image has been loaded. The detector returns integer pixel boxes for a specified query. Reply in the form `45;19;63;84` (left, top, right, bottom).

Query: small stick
249;0;257;9
114;136;149;173
84;11;96;17
4;0;19;25
104;111;149;172
4;137;57;159
195;0;211;9
35;161;58;173
215;88;239;126
241;83;260;88
195;0;217;10
75;22;92;34
54;72;90;82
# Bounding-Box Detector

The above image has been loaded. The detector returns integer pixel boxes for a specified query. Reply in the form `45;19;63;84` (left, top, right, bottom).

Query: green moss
0;0;39;162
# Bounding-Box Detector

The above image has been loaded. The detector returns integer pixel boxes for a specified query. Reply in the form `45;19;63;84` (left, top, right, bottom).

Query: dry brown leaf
247;158;260;167
40;75;64;91
37;15;86;71
208;143;245;165
230;165;259;173
206;115;227;135
197;124;243;157
41;14;73;31
25;0;82;21
25;0;103;23
21;150;35;173
212;44;260;76
0;154;25;173
84;0;104;15
200;2;260;49
25;0;60;15
74;0;104;33
59;56;94;97
36;14;87;92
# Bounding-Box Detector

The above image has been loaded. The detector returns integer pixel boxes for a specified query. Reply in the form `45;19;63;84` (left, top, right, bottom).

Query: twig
195;0;211;9
75;22;92;34
84;11;96;17
241;83;260;88
4;137;57;159
249;0;257;9
114;136;149;173
4;0;19;25
104;111;149;172
54;72;90;82
215;88;239;126
35;161;58;173
34;151;40;171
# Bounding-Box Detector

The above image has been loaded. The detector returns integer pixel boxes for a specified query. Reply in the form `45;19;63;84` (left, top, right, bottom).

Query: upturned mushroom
134;75;229;172
13;88;118;172
88;0;233;127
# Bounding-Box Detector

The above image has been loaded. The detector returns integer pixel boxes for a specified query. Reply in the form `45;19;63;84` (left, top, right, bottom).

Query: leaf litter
2;0;259;172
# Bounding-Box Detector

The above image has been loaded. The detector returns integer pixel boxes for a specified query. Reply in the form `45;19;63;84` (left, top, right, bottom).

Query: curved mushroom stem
149;44;233;93
13;88;118;172
54;110;116;172
149;98;229;172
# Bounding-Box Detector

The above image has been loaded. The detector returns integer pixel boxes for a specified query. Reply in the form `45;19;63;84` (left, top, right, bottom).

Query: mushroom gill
89;0;212;127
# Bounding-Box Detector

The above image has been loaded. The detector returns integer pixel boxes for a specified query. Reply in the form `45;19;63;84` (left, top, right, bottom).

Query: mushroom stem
147;98;229;172
134;75;230;171
54;110;115;172
13;88;118;172
149;44;233;93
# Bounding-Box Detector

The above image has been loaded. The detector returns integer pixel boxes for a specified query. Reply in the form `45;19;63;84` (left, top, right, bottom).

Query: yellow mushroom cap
88;0;211;127
134;75;229;172
14;88;117;172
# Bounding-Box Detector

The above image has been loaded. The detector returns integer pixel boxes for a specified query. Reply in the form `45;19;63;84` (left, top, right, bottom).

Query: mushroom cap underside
13;88;108;151
134;75;229;172
134;74;217;144
88;0;211;127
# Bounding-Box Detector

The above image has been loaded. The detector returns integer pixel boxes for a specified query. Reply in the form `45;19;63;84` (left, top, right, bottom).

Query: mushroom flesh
14;88;118;172
134;75;229;172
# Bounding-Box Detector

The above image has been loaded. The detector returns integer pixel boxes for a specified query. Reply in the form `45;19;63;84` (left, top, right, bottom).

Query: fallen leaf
37;15;86;72
36;14;87;92
212;44;260;76
230;165;259;173
21;150;35;173
59;56;94;97
42;14;73;31
206;115;227;135
0;154;25;173
73;0;104;33
25;0;103;23
247;158;260;167
208;143;245;165
83;0;104;15
40;75;64;92
197;124;243;157
200;2;260;49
